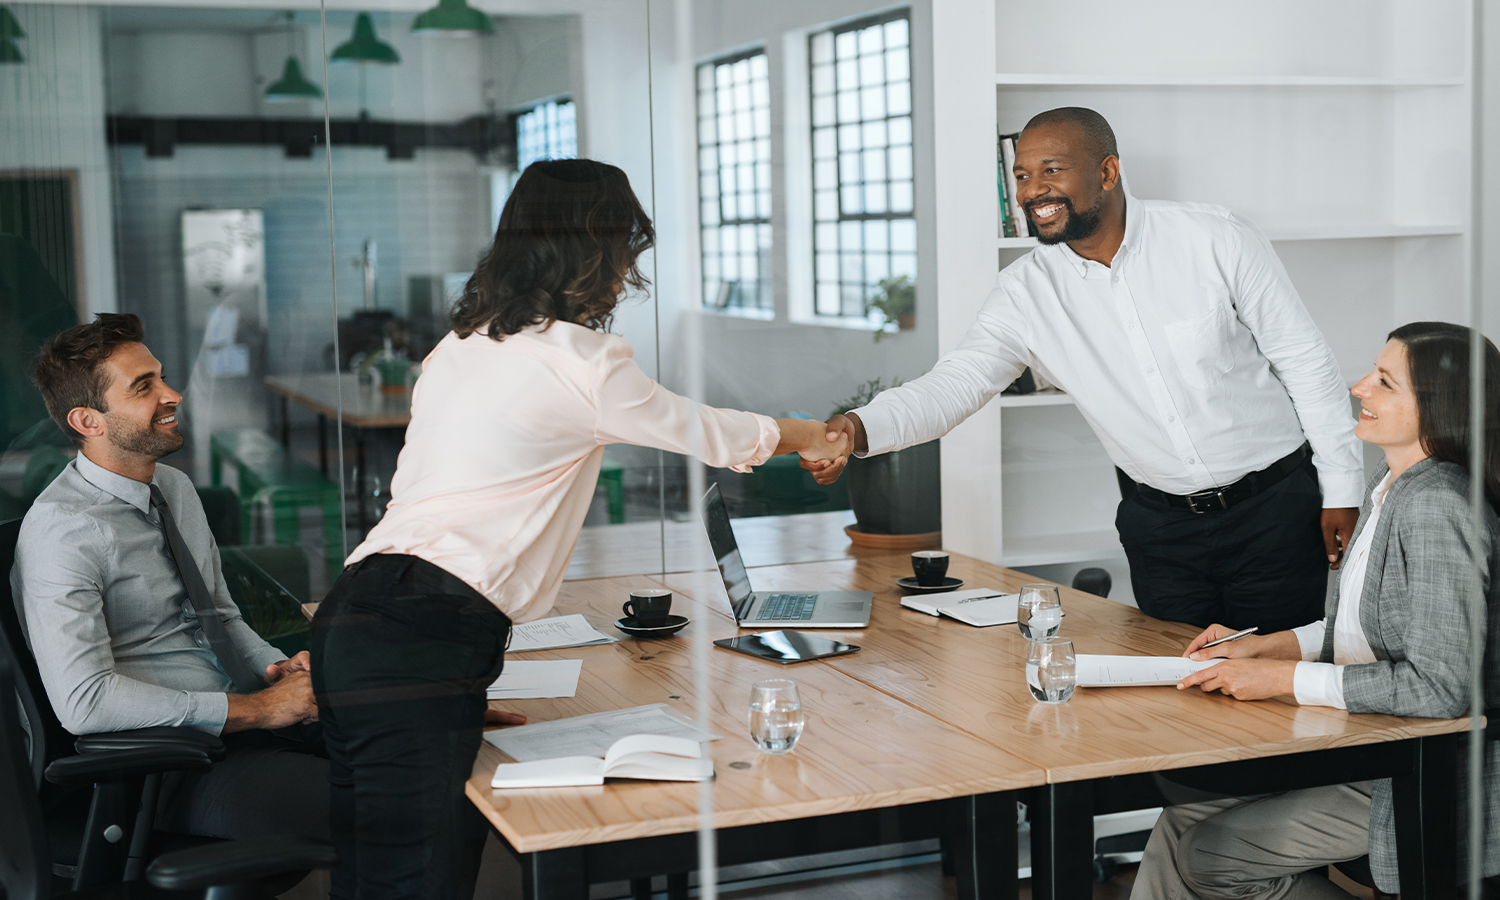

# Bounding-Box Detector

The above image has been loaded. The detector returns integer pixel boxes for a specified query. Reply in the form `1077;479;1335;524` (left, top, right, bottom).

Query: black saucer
615;614;690;637
896;576;964;594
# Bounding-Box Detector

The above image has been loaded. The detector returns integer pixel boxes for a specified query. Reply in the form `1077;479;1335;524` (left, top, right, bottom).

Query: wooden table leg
520;847;589;900
948;792;1017;900
1029;782;1094;900
1394;732;1459;900
318;413;328;478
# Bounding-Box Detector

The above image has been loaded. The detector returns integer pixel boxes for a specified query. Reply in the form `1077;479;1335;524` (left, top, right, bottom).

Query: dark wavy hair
33;313;146;447
1389;321;1500;510
451;159;655;340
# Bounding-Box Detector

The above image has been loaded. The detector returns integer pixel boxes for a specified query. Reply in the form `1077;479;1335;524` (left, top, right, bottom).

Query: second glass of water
1018;583;1063;641
1026;637;1077;704
749;679;805;754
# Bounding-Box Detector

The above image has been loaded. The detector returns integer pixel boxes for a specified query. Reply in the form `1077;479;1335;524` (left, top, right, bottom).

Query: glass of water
1026;637;1077;704
1018;583;1063;641
749;679;805;754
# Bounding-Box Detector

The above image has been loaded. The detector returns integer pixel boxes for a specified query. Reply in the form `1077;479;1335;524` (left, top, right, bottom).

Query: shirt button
1129;322;1138;330
1187;457;1197;465
1146;366;1156;375
1168;415;1177;423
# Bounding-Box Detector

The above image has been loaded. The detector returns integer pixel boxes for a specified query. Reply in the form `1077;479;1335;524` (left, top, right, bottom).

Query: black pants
311;554;510;900
155;728;329;841
1115;455;1327;633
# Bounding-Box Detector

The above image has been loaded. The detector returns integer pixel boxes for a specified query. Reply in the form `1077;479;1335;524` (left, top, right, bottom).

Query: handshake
778;413;866;486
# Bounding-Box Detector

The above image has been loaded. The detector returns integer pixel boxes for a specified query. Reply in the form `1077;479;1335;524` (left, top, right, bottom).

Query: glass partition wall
3;0;1493;898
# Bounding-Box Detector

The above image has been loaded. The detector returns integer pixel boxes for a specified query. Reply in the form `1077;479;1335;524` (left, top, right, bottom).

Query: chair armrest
146;837;339;891
44;747;212;785
75;725;227;761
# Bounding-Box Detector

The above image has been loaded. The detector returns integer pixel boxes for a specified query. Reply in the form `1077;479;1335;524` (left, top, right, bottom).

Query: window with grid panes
809;10;914;321
515;99;577;173
697;50;772;311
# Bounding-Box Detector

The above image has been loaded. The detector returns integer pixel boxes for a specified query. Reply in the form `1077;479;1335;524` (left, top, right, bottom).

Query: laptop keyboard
758;593;818;620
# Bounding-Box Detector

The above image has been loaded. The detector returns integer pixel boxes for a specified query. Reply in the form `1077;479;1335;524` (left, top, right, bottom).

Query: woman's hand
774;419;852;468
485;709;527;726
1183;625;1301;661
1178;659;1297;701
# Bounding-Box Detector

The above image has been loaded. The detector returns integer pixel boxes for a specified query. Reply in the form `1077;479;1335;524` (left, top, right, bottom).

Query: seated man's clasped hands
1134;322;1500;899
12;313;328;841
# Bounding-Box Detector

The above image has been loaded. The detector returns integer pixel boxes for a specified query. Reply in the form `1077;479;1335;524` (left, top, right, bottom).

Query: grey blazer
1327;459;1500;891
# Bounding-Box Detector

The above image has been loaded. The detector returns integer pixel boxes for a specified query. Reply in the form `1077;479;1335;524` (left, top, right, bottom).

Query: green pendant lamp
265;12;322;101
0;6;24;63
412;0;492;36
331;13;400;63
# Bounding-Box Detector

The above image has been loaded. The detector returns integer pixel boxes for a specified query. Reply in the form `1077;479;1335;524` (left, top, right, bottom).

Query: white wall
0;4;118;315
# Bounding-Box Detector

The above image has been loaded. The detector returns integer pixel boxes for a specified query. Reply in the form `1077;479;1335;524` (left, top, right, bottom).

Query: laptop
701;483;873;628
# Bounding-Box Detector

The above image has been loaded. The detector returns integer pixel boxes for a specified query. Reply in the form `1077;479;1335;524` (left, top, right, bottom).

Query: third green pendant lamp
265;12;322;101
411;0;492;36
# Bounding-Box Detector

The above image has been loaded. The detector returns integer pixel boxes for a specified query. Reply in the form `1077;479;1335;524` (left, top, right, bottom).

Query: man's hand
265;650;311;684
1183;625;1301;662
1321;507;1359;569
223;670;318;733
799;413;868;485
485;709;527;727
1177;658;1296;701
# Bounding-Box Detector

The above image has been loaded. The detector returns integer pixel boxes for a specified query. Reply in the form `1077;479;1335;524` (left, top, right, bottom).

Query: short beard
105;411;184;460
1028;198;1104;245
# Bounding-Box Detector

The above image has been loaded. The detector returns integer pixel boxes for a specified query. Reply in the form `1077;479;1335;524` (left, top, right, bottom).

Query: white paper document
486;660;582;700
900;588;1011;617
508;614;616;653
1076;654;1223;687
484;703;720;762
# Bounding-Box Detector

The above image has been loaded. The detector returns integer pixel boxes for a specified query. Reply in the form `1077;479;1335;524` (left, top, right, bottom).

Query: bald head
1022;107;1117;165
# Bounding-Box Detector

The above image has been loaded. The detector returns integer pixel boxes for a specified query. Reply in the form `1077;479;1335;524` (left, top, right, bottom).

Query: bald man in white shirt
807;107;1363;634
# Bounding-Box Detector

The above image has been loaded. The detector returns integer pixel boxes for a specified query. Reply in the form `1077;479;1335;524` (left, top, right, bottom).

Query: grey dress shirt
10;452;285;735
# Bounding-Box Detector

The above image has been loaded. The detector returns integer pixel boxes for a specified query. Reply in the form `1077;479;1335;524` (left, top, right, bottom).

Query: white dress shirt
854;192;1363;505
1291;472;1389;707
348;323;779;623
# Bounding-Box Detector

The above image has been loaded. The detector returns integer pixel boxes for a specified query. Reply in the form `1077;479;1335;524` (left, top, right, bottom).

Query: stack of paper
1076;654;1222;687
509;614;616;652
487;660;583;700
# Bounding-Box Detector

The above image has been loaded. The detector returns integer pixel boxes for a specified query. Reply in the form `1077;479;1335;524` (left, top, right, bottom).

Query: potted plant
866;275;915;342
831;378;941;540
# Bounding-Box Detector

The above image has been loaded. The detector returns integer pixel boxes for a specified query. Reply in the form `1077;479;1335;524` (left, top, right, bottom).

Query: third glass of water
1026;637;1077;704
749;679;805;754
1018;583;1063;641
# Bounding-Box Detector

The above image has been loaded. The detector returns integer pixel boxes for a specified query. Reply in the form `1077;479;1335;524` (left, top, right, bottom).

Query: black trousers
1115;455;1328;633
155;728;329;841
311;554;510;900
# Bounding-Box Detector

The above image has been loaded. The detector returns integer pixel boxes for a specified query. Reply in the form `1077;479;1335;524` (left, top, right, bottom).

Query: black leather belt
1133;443;1310;514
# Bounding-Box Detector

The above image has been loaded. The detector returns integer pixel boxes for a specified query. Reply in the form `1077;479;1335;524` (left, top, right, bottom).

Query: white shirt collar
1053;186;1138;278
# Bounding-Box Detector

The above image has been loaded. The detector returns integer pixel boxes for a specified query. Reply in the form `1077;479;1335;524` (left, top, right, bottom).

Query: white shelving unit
932;0;1473;570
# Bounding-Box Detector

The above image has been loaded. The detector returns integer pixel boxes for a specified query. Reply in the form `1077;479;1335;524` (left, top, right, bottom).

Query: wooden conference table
309;541;1472;900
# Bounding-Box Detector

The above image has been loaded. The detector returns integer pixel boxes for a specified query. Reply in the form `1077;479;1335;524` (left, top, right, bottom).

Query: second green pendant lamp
265;12;321;101
331;13;400;63
412;0;492;36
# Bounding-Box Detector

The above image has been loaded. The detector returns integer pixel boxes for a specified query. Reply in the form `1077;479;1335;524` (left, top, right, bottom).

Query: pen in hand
1198;626;1258;650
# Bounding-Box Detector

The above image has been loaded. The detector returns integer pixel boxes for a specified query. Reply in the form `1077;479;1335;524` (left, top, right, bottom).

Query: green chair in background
209;429;342;578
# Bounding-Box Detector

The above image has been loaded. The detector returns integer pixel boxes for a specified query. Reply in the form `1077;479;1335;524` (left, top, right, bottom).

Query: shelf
997;224;1462;253
1000;529;1125;567
995;73;1464;88
999;391;1072;408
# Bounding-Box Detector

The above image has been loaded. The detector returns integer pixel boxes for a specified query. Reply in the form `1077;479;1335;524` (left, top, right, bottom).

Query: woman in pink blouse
310;159;850;900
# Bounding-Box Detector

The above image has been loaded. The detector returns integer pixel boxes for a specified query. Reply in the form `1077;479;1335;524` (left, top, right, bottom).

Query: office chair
1071;567;1112;598
0;517;238;891
0;653;338;900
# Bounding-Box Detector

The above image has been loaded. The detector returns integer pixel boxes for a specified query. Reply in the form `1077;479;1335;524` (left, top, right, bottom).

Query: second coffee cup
911;550;950;587
623;589;673;626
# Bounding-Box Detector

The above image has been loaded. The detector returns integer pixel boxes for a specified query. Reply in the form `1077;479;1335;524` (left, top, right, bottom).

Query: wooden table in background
662;552;1470;900
466;574;1044;900
264;373;412;528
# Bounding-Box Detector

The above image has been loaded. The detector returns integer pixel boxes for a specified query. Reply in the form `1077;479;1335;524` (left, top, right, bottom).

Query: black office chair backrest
0;516;73;786
0;653;53;900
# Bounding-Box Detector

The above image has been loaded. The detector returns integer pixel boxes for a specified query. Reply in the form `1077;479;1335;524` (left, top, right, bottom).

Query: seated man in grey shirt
11;313;327;842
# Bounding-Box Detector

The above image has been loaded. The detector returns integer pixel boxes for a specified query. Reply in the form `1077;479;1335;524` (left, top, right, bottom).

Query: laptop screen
702;484;753;609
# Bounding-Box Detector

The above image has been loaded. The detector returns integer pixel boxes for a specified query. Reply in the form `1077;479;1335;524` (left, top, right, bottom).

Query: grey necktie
148;483;265;694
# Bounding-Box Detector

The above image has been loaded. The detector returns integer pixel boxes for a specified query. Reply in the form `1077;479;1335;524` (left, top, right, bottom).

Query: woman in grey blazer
1133;321;1500;899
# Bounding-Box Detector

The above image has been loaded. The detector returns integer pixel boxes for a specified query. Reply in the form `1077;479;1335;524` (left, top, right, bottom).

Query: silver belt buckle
1185;489;1228;514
